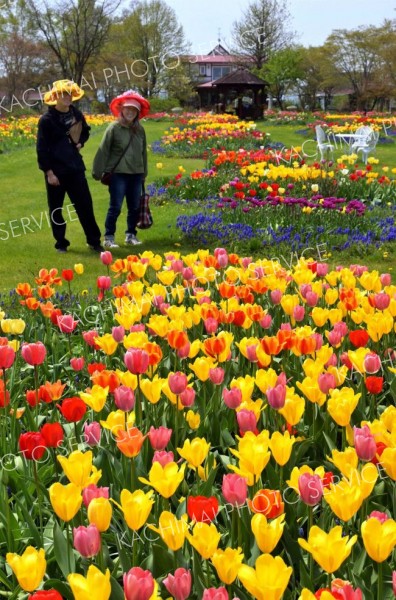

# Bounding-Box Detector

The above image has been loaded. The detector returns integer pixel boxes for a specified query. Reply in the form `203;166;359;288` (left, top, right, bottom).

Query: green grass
0;120;395;297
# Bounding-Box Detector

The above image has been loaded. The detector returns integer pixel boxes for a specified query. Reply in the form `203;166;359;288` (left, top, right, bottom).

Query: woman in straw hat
37;79;103;253
92;90;150;247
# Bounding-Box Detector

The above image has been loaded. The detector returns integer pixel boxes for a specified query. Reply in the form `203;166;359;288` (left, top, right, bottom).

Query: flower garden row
0;248;395;599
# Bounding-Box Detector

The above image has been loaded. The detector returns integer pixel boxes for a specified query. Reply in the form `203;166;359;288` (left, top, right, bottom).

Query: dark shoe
57;248;67;253
88;244;105;253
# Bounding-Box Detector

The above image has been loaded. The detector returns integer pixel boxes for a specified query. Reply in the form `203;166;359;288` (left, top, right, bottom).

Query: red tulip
62;269;74;281
365;376;383;394
187;495;219;523
0;345;15;369
40;422;64;448
21;342;46;365
97;275;111;290
28;591;63;600
57;397;87;422
19;432;47;460
349;330;369;348
70;357;85;371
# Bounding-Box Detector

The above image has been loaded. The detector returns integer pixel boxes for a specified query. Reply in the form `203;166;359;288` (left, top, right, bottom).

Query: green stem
308;505;314;589
377;561;383;600
33;461;43;536
34;365;39;430
65;521;72;574
131;457;137;490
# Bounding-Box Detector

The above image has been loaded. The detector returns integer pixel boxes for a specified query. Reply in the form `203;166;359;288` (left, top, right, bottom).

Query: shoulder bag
101;130;133;186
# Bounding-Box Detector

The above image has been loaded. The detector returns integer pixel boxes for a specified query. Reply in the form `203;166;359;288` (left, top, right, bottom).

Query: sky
165;0;394;52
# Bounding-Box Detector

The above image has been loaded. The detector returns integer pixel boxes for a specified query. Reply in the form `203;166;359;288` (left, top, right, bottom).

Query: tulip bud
123;567;154;600
168;372;188;395
298;473;323;506
83;421;101;446
163;568;191;600
236;409;257;434
270;289;282;304
318;373;336;394
112;325;125;342
180;387;196;407
259;314;272;329
124;348;149;374
100;251;113;265
148;426;172;451
70;356;85;371
222;474;248;507
373;292;390;310
209;367;225;385
204;318;218;334
113;385;135;411
354;425;377;461
73;524;101;558
305;291;318;307
293;305;305;321
363;352;381;374
266;384;286;409
222;387;242;409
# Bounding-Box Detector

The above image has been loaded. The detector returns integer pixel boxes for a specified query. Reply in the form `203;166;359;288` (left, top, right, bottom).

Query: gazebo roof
211;68;266;86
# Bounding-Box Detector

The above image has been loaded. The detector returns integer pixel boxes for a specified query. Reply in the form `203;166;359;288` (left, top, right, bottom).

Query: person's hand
47;171;60;186
76;143;82;150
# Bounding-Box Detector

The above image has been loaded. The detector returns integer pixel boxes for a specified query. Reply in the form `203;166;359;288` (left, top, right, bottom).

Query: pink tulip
299;284;312;298
222;474;248;507
266;384;286;409
112;325;125;342
236;409;257;433
0;345;15;369
70;356;85;371
270;289;282;304
180;387;196;407
73;524;101;557
380;273;391;286
82;484;109;507
83;421;101;446
316;263;328;276
331;580;363;600
259;314;272;329
114;385;135;411
318;373;336;394
368;510;389;523
204;318;218;334
392;570;396;596
245;344;258;362
305;291;318;307
293;305;305;321
82;329;99;348
311;333;323;350
21;341;46;365
100;250;113;265
152;450;174;466
202;588;229;600
170;259;184;273
373;292;390;310
298;473;323;506
148;426;172;451
181;267;194;280
130;324;145;332
327;329;342;347
209;367;225;385
97;275;112;290
57;314;78;334
177;342;191;359
168;372;188;395
325;354;338;368
163;568;192;600
222;387;242;409
123;567;154;600
124;348;149;374
333;321;348;337
363;352;381;374
354;425;377;461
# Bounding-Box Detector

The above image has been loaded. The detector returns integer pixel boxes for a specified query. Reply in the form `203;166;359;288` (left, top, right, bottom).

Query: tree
259;47;303;109
295;46;341;111
28;0;115;84
101;0;190;98
231;0;295;69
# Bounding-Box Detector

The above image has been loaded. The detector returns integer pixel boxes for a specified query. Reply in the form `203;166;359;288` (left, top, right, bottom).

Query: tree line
0;0;395;112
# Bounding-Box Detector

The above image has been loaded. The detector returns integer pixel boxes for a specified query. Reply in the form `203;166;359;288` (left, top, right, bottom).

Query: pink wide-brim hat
109;91;150;119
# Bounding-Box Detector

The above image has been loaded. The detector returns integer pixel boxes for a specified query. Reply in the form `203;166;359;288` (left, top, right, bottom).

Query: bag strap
109;130;133;173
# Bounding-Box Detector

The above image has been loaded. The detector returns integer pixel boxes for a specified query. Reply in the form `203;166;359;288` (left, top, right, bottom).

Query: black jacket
36;105;90;175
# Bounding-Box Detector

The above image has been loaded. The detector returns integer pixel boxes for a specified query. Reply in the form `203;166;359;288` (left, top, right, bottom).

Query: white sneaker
103;238;119;248
125;234;142;246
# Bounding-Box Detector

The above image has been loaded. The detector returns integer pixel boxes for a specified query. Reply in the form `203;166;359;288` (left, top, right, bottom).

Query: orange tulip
116;427;145;458
167;330;189;350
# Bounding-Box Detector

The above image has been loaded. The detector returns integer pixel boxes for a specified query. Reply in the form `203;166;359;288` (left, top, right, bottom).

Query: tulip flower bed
0;249;395;600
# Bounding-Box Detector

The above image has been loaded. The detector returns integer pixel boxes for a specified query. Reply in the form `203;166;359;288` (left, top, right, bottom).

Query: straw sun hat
109;90;150;119
43;80;85;105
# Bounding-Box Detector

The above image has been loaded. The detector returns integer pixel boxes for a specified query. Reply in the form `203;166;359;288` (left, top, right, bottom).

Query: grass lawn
0;119;395;297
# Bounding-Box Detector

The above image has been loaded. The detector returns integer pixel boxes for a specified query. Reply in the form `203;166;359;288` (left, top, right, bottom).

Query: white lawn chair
315;125;334;161
352;129;379;164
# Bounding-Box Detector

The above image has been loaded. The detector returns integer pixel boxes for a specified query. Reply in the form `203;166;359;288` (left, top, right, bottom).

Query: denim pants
104;173;143;237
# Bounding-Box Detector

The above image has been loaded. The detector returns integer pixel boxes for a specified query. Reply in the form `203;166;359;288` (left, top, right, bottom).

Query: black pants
45;171;101;250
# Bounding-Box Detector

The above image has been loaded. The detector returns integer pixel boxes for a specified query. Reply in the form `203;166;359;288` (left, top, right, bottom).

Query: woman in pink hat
92;90;150;247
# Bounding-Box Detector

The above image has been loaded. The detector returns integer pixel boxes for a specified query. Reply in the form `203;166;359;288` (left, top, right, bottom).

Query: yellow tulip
269;431;296;466
1;318;26;334
88;497;112;532
251;513;285;553
80;385;109;412
57;450;101;488
327;387;361;426
185;522;220;559
211;547;244;584
238;553;292;600
230;431;270;483
188;356;216;381
296;377;326;406
100;410;134;436
298;525;357;573
74;263;84;274
185;410;200;429
6;547;46;591
139;461;186;498
278;391;305;426
327;447;359;479
361;516;396;562
255;368;278;394
379;447;396;479
148;511;188;551
49;482;82;521
94;333;118;355
119;489;154;530
140;375;165;404
68;565;111;600
230;375;255;403
177;437;210;468
323;479;364;521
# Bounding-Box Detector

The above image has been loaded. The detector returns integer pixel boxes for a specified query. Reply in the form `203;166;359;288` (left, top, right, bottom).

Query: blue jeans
104;173;143;237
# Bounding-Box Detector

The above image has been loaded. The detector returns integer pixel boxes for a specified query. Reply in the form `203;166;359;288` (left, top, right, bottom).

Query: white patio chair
352;130;379;164
315;125;334;161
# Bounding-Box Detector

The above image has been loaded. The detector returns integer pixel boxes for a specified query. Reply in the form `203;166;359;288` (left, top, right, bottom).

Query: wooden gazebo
196;67;266;119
